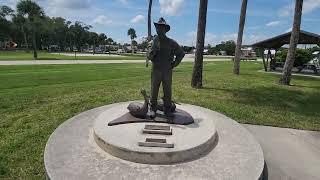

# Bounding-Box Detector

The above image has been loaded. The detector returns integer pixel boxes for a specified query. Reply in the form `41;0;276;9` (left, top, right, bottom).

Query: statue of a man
147;17;185;118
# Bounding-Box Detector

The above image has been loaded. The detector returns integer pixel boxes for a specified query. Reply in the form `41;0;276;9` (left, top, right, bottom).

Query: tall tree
89;32;98;54
147;0;153;41
69;21;91;51
0;6;14;40
17;0;44;59
52;17;70;51
12;14;29;49
106;38;114;45
191;0;208;88
0;5;14;18
233;0;248;75
279;0;303;85
127;28;137;54
98;33;107;52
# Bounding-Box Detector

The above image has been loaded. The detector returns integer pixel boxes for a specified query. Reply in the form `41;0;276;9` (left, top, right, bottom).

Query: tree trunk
21;26;28;50
32;26;37;60
233;0;248;75
267;49;271;69
147;0;153;41
261;49;267;72
279;0;303;85
191;0;208;88
131;39;134;54
93;39;96;55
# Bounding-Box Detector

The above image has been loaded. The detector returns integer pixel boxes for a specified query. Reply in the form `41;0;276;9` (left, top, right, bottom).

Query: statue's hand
171;61;178;69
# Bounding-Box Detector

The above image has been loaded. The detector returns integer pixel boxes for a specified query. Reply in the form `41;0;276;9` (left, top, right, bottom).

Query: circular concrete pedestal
44;102;265;180
93;103;217;164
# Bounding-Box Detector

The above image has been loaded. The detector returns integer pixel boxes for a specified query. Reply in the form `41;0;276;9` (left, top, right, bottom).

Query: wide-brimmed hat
154;17;170;32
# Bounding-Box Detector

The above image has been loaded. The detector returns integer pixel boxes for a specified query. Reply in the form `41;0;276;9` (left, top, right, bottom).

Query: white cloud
246;26;261;30
303;0;320;13
243;34;267;45
205;33;218;45
279;0;320;17
117;0;128;4
304;18;320;22
285;27;292;33
278;3;294;17
183;31;267;46
49;0;91;9
207;8;238;15
93;15;113;26
159;0;184;16
5;0;47;9
4;0;94;18
266;21;281;27
130;15;145;23
185;31;237;46
5;0;91;10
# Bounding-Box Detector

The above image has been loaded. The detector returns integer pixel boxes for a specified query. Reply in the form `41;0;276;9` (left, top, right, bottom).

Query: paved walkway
259;70;320;79
0;58;231;65
244;124;320;180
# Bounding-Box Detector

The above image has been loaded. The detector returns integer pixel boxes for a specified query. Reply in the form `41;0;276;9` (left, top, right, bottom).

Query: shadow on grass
291;84;320;89
201;85;320;118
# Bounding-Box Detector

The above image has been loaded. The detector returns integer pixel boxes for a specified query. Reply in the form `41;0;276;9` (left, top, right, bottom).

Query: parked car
117;49;125;54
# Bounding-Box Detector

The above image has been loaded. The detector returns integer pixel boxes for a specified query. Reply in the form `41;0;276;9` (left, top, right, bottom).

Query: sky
1;0;320;46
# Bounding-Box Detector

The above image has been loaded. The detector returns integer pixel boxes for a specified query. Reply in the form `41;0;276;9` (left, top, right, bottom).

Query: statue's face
156;26;166;37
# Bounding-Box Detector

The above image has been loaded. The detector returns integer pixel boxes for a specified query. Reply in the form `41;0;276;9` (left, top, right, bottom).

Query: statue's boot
149;104;157;119
164;103;174;118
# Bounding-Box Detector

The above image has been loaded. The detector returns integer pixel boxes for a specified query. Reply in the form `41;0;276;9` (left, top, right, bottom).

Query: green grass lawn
0;51;145;60
0;61;319;179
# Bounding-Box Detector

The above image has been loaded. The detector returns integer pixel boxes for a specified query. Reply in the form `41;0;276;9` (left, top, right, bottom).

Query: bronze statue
127;89;149;118
127;90;176;119
147;17;185;118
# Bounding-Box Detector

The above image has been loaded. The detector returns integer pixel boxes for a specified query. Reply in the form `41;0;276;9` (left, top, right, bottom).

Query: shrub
276;49;312;67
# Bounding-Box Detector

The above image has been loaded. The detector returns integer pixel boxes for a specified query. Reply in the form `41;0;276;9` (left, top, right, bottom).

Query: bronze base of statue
108;109;194;126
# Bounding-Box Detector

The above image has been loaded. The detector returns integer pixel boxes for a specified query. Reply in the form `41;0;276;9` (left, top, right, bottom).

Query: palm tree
127;28;137;54
233;0;248;75
191;0;208;88
89;32;98;54
17;0;44;60
147;0;153;41
0;5;14;18
98;33;107;52
279;0;303;85
0;5;14;41
12;14;29;49
106;38;114;45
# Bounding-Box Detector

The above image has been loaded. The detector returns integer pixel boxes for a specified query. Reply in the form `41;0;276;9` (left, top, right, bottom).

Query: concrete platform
93;103;217;164
44;102;265;180
244;124;320;180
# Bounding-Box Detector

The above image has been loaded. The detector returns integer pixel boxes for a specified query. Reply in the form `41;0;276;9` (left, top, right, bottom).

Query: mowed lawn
0;62;319;179
0;51;144;60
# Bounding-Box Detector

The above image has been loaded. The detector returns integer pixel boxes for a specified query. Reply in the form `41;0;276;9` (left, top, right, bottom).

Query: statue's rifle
145;36;153;67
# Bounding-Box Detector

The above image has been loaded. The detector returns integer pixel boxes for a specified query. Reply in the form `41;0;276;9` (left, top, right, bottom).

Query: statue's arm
147;37;159;61
147;41;155;61
172;41;185;68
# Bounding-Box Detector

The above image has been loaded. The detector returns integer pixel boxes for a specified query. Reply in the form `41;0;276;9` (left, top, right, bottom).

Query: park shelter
251;30;320;71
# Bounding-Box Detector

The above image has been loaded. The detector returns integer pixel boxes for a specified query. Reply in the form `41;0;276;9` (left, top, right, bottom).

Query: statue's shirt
148;36;184;71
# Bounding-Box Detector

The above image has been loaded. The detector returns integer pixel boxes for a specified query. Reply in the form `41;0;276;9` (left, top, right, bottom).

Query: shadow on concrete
261;161;268;180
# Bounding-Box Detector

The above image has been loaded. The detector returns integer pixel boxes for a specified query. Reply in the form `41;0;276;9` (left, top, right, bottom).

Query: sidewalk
259;70;320;79
244;124;320;180
0;58;231;65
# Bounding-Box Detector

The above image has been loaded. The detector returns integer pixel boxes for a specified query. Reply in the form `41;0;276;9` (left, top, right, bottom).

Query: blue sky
1;0;320;46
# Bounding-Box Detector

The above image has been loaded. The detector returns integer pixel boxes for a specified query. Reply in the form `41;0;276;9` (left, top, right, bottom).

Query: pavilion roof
251;30;320;49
